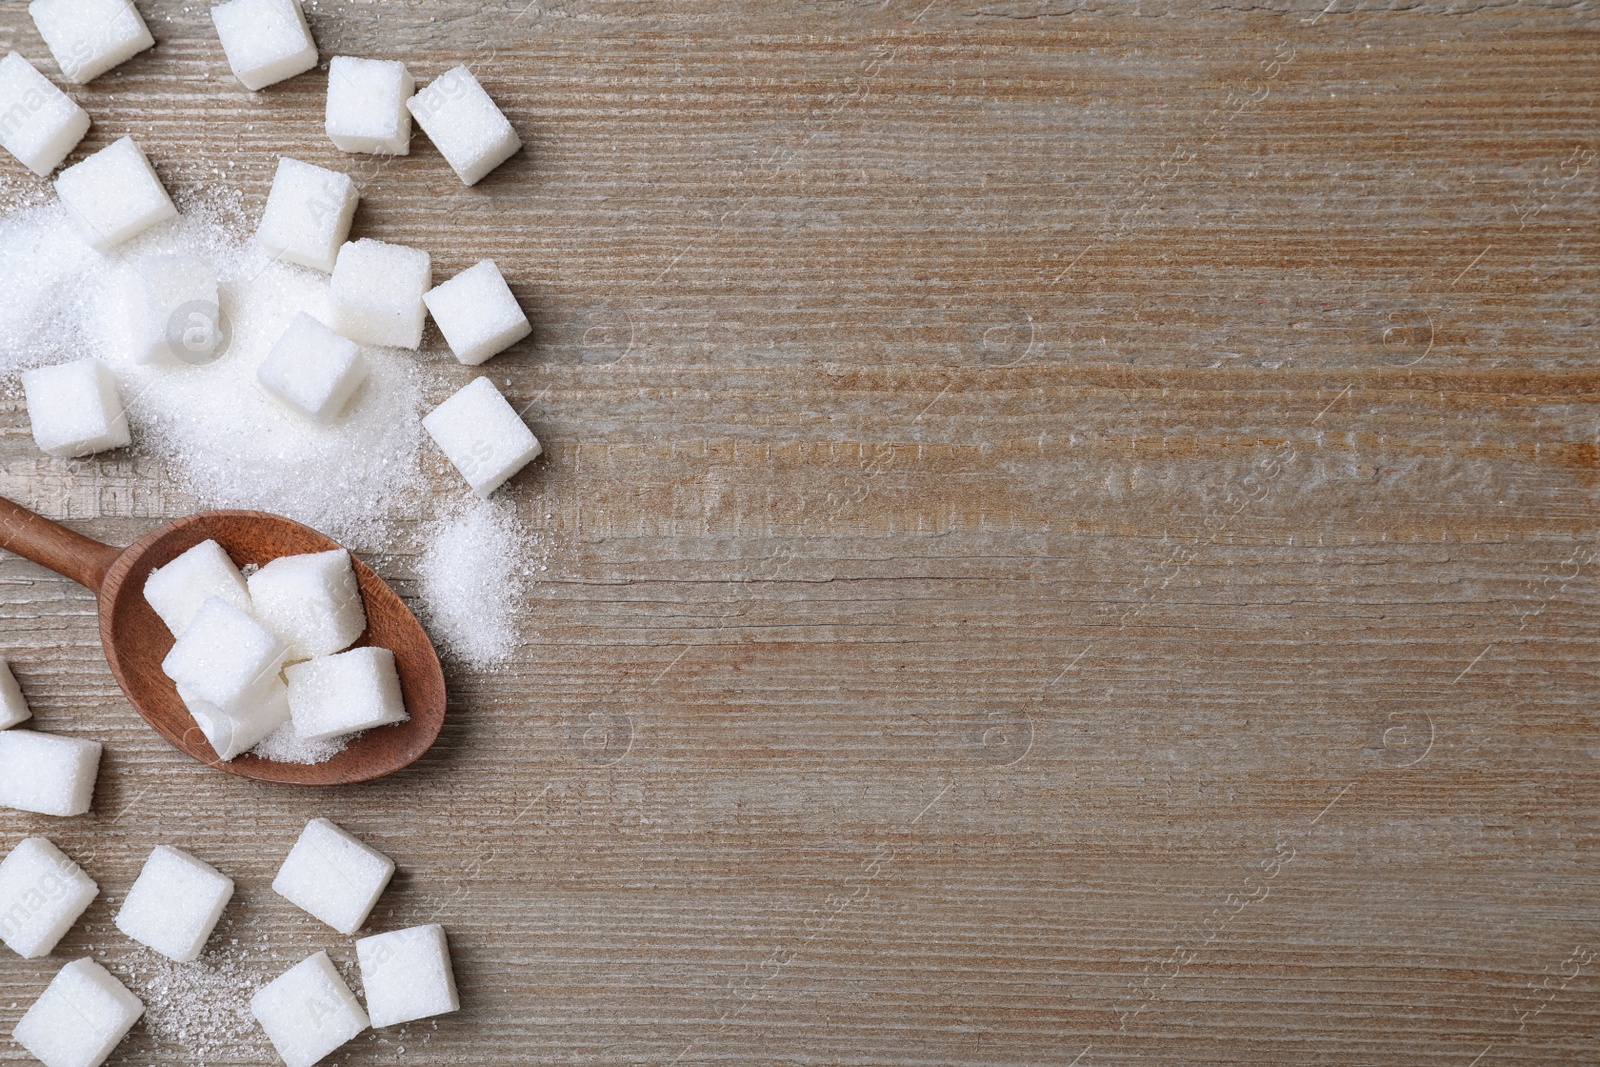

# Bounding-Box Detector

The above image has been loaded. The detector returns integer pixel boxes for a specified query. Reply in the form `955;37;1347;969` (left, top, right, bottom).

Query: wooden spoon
0;496;446;785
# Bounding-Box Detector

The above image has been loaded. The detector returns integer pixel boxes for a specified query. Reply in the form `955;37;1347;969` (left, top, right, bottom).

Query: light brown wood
0;497;119;590
0;497;446;784
1;1;1598;1065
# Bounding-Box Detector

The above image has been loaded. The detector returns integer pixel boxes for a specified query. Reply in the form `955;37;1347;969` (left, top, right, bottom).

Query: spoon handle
0;496;122;591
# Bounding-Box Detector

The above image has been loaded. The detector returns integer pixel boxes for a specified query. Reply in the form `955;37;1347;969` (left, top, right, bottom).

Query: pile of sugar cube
0;818;459;1067
5;0;545;500
0;583;448;1067
150;538;405;760
0;0;571;1059
0;540;408;791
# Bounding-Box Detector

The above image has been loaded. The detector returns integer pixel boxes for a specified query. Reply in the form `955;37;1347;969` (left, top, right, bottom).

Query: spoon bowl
0;497;445;785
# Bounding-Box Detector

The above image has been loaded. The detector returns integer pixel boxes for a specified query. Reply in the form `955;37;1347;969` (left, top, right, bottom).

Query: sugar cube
22;359;130;459
251;950;368;1067
179;674;289;761
285;646;406;742
272;818;394;934
0;658;31;730
357;924;459;1028
423;259;531;366
114;845;233;963
121;253;222;366
54;136;175;252
210;0;316;91
256;156;358;274
0;731;101;817
0;837;97;959
330;238;430;349
144;539;251;637
247;549;367;663
28;0;154;84
422;376;542;497
406;65;521;186
255;312;369;425
13;958;143;1067
325;56;413;155
161;596;288;716
0;52;89;176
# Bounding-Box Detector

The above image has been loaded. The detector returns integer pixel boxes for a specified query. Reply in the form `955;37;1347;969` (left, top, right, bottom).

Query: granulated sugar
120;936;271;1064
0;197;432;550
0;202;109;370
250;722;354;764
418;499;540;669
0;191;543;694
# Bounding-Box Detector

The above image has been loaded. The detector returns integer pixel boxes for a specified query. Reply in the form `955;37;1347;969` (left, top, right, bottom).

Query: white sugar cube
406;65;520;186
179;674;289;761
272;818;394;934
0;52;89;176
357;924;459;1027
114;845;233;963
0;731;101;817
423;259;531;366
247;548;367;663
122;253;221;366
210;0;316;91
28;0;154;84
161;596;288;715
326;56;413;155
54;136;175;252
285;646;406;742
256;312;369;425
330;238;430;349
0;658;31;730
251;950;368;1067
14;958;142;1067
423;376;542;497
0;837;97;959
144;539;251;637
256;156;358;274
22;359;130;459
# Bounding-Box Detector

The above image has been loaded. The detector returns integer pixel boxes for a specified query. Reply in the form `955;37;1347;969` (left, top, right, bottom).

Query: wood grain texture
0;0;1597;1064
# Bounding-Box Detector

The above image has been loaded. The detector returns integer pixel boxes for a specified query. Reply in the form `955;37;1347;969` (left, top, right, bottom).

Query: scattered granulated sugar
121;935;271;1064
0;194;432;551
418;498;543;669
0;191;544;664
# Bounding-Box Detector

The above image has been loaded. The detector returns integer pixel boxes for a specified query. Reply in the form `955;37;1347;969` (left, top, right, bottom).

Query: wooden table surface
1;1;1597;1064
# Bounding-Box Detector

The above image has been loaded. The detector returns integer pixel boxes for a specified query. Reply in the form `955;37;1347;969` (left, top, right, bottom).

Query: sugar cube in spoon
144;538;252;637
247;548;367;662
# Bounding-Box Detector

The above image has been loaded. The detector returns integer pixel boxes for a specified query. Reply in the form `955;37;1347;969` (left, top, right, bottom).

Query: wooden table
1;1;1597;1063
